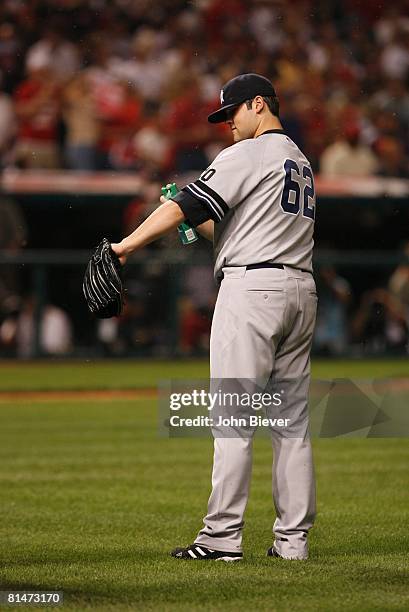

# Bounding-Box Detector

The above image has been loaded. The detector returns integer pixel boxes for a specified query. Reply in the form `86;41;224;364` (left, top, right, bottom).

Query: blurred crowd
0;185;408;358
0;0;408;358
0;0;408;177
314;251;409;356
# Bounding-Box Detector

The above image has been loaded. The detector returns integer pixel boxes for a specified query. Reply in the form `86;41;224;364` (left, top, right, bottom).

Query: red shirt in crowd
14;78;59;141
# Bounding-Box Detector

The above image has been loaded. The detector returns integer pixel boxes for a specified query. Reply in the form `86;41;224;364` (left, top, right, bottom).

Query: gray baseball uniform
173;129;317;559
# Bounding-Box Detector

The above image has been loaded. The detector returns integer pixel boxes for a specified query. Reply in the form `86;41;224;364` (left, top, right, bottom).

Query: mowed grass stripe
0;360;209;392
0;358;408;392
0;396;408;611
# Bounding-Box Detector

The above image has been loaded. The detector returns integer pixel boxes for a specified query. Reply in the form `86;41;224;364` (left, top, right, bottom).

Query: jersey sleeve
171;142;261;226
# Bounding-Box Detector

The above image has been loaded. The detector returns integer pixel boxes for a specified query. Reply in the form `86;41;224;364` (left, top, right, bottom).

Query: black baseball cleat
171;544;242;562
267;546;283;558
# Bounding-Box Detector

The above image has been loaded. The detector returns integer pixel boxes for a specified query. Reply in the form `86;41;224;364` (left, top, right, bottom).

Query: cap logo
220;89;224;104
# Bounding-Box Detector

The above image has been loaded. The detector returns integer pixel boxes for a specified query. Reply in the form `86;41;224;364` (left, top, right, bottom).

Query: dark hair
245;96;280;117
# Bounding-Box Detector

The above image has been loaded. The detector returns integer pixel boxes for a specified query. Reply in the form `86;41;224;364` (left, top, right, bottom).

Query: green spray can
161;182;198;245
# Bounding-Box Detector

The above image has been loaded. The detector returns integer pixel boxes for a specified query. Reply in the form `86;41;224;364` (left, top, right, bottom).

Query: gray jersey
173;130;316;279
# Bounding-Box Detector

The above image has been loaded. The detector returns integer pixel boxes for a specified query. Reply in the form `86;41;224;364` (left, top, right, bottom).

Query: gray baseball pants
194;265;317;559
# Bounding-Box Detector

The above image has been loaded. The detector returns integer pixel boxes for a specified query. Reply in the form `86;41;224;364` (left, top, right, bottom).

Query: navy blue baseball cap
208;73;276;124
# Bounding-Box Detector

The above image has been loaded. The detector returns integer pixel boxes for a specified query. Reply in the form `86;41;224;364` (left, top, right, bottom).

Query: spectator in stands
248;1;284;54
13;51;61;168
15;297;73;358
374;7;409;47
379;30;409;80
0;21;23;93
107;12;133;61
62;72;99;170
352;288;407;354
0;197;26;252
178;264;215;356
371;109;402;143
371;79;409;134
0;197;26;355
25;20;80;84
97;282;155;357
0;76;16;168
132;105;172;175
111;27;165;102
314;266;352;355
319;123;378;176
101;81;142;171
163;73;213;173
374;137;409;178
85;40;142;170
280;93;305;153
389;242;409;330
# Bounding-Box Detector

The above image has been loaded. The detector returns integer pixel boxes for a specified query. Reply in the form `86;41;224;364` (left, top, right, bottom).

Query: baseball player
112;73;317;562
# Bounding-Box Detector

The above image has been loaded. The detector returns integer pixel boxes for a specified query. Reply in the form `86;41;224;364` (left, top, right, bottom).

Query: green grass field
0;359;408;611
1;358;409;391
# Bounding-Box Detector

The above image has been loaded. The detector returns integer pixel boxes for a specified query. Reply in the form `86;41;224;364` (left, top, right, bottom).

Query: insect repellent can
161;183;198;245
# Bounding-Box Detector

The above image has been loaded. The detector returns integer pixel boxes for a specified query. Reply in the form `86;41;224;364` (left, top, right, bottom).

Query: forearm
116;200;185;256
196;220;214;242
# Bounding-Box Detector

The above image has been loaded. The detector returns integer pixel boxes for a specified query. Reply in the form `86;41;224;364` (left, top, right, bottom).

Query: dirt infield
0;388;158;402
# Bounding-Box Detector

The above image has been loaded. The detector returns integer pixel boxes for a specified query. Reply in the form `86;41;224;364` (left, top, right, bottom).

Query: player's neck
254;117;283;138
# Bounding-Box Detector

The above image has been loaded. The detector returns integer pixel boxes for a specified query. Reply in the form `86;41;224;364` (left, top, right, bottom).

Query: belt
217;262;311;285
246;262;311;274
246;262;284;271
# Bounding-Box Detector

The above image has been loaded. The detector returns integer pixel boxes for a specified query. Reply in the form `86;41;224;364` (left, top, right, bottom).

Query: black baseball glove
83;238;124;318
